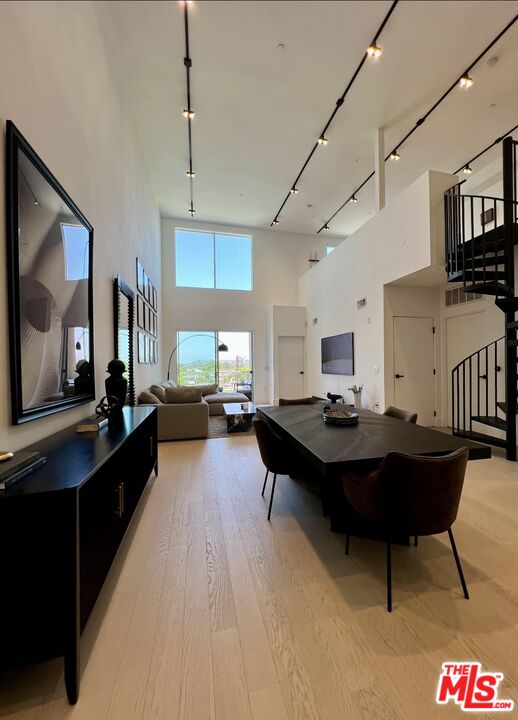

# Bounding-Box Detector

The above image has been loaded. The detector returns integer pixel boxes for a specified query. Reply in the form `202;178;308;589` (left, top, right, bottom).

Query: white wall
268;305;307;404
0;1;161;451
161;217;326;403
298;170;456;410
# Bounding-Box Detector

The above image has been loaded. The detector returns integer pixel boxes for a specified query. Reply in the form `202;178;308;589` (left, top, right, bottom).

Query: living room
1;2;518;719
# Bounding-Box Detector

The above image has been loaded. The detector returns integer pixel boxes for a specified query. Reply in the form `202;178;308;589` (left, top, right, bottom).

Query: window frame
174;227;253;292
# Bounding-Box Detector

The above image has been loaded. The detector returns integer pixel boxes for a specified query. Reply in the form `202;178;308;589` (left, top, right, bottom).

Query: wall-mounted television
321;332;354;375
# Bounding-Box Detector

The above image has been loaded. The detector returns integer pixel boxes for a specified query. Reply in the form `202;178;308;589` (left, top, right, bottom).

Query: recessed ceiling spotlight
367;43;382;58
186;170;195;177
317;135;328;145
463;164;473;174
290;186;299;194
459;73;474;89
33;200;39;206
350;195;358;203
182;108;195;118
277;42;286;51
389;150;400;160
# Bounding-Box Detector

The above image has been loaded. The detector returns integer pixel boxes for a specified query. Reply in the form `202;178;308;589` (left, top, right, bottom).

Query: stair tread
453;429;508;449
463;282;512;297
471;415;508;431
497;401;518;415
508;320;518;330
496;297;518;312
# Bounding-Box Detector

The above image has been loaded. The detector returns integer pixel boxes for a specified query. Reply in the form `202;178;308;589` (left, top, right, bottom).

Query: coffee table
222;402;258;433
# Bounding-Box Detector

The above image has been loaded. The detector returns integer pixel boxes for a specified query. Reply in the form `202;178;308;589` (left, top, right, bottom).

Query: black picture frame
136;258;144;294
136;296;144;329
113;275;135;406
6;121;95;424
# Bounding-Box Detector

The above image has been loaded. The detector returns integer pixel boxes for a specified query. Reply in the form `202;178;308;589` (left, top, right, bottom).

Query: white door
278;336;305;399
393;316;435;426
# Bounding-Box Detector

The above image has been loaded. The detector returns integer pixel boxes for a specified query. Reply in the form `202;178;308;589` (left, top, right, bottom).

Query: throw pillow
197;383;218;396
150;383;167;403
165;386;202;404
139;390;161;405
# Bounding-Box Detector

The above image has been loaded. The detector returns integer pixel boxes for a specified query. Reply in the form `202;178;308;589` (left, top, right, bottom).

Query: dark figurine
74;359;92;396
105;359;127;413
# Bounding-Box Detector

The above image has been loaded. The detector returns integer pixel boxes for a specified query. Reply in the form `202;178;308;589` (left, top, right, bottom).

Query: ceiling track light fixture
317;14;518;234
453;122;518;175
181;1;196;217
367;43;382;58
290;186;299;194
322;223;330;230
389;150;400;160
272;218;280;226
459;72;474;89
350;195;358;204
268;0;399;228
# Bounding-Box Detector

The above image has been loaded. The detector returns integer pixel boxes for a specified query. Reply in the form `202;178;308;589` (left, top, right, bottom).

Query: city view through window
177;331;252;395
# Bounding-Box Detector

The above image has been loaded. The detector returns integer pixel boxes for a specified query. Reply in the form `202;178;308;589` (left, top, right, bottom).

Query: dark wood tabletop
258;403;491;471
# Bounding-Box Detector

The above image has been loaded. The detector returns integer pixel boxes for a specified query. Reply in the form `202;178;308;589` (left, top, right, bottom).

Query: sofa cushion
197;383;218;397
150;384;167;402
165;386;202;404
139;390;161;405
204;392;250;404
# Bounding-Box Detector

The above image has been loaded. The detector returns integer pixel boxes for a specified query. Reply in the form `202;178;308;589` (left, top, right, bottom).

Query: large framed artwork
5;121;95;424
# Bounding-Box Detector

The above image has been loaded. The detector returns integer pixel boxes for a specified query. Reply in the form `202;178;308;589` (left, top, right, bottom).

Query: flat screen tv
321;332;354;375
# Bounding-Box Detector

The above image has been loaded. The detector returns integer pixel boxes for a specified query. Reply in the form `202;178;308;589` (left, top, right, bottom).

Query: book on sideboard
0;452;47;490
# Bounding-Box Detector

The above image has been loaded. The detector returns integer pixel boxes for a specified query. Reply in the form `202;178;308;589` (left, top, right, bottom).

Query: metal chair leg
386;538;392;612
345;535;350;556
261;469;269;497
448;528;469;600
267;473;277;521
414;536;418;547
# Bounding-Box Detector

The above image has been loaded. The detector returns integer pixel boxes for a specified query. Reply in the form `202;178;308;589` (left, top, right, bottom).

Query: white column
374;127;385;211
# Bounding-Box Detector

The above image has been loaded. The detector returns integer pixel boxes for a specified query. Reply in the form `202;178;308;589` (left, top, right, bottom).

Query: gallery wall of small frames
136;258;159;364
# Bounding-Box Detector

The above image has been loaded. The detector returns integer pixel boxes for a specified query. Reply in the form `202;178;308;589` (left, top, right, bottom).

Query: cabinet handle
115;484;124;518
121;482;125;515
149;436;154;458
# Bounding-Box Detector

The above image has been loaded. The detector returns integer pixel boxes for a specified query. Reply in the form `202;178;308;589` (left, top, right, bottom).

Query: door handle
395;374;405;379
479;374;487;380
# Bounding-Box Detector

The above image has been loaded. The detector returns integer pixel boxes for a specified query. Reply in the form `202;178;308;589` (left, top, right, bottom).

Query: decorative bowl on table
322;406;359;426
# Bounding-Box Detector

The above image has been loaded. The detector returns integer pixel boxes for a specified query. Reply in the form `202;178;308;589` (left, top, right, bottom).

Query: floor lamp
166;334;228;381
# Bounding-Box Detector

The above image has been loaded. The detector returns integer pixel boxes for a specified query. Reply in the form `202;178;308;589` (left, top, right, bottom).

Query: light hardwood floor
1;435;517;719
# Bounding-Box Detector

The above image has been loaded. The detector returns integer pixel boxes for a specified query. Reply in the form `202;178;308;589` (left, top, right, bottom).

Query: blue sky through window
175;229;252;290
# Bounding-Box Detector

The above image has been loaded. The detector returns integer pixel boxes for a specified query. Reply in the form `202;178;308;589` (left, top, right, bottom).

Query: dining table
258;403;491;542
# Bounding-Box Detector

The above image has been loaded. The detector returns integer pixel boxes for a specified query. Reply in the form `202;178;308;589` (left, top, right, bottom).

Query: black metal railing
444;191;518;295
451;336;505;436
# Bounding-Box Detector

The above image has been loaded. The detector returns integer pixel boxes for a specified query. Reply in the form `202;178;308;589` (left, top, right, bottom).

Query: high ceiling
98;0;518;237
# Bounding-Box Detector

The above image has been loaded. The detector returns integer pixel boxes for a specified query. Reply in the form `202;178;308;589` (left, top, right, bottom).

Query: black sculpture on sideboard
105;359;128;414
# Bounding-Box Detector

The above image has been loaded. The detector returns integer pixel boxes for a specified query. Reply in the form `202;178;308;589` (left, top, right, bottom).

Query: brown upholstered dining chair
279;397;316;406
342;448;469;612
383;406;418;424
253;416;297;521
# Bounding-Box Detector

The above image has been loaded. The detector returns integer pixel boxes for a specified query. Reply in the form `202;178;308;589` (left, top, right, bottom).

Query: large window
177;330;252;394
175;229;252;291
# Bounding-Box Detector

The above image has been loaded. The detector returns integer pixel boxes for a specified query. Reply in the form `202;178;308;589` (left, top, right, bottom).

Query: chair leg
414;535;418;547
345;535;350;556
267;473;277;521
448;528;469;600
261;469;269;497
386;538;392;612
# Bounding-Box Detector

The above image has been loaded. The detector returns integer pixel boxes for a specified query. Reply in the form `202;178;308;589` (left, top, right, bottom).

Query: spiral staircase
446;137;518;461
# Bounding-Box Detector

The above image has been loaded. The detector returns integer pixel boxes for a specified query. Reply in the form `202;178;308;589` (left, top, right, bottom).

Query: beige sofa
138;381;249;441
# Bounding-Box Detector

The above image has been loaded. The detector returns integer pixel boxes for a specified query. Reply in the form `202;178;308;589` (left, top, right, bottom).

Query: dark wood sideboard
0;406;158;704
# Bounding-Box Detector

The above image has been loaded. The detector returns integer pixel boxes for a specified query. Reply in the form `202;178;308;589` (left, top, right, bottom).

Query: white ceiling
98;0;518;237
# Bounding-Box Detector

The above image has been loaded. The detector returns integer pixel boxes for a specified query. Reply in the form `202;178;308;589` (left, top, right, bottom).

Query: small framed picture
136;258;144;294
152;312;157;337
136;296;144;329
152;286;157;310
138;332;145;363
